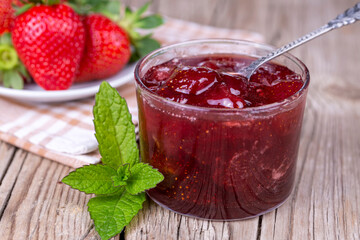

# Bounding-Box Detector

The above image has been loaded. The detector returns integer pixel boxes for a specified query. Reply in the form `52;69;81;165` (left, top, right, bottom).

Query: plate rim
0;63;136;103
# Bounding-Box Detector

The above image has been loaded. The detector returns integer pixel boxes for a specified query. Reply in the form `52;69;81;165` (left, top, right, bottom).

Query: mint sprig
62;82;164;240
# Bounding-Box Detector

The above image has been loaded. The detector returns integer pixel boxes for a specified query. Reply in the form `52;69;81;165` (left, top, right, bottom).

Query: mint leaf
62;164;122;195
112;164;131;187
126;163;164;195
94;82;139;169
88;191;146;240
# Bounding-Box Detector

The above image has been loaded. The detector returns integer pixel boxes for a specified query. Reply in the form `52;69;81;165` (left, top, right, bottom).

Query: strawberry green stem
0;45;18;70
46;0;61;5
23;0;60;5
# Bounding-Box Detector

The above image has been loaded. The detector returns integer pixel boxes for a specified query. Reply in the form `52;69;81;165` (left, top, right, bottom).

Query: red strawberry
67;1;163;83
0;0;14;35
11;4;85;90
75;14;131;82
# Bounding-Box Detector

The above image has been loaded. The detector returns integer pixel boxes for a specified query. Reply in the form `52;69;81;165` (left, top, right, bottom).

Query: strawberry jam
141;55;304;108
135;41;309;220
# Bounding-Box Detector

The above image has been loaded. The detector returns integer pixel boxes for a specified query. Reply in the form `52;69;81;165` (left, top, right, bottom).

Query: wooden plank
125;199;259;240
340;116;360;240
0;141;16;182
0;147;26;219
0;152;94;240
82;227;121;240
125;0;360;239
260;0;360;238
0;0;358;240
126;0;263;239
0;149;122;240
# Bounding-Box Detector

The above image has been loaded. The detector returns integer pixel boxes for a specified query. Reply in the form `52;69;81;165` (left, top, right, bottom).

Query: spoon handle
245;2;360;79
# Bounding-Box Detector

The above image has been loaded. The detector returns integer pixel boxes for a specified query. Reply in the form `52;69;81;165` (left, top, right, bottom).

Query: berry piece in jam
162;67;218;95
142;55;304;108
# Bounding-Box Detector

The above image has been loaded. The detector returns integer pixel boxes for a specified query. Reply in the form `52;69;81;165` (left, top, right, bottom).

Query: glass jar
134;39;310;220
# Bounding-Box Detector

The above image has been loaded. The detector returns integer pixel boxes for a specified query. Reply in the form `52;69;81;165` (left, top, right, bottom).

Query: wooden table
1;0;360;239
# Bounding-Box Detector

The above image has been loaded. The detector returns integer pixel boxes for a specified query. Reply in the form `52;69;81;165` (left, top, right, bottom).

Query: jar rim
134;39;310;114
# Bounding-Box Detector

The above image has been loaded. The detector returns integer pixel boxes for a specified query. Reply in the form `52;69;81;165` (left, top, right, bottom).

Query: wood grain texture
0;0;359;239
0;142;21;219
0;146;121;240
124;0;360;239
0;151;96;240
125;199;260;240
0;142;16;182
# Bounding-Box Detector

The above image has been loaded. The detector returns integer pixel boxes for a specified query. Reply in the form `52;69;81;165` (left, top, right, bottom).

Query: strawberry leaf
118;3;163;62
15;3;34;16
0;34;30;89
124;6;134;20
2;71;23;89
102;0;121;16
134;2;149;18
47;0;61;5
17;63;30;79
134;15;164;29
130;36;161;62
67;0;120;16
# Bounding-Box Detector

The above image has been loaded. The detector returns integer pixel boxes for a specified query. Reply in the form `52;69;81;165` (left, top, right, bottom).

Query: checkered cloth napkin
0;18;263;168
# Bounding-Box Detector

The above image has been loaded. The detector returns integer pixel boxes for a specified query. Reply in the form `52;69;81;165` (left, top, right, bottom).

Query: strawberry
0;0;14;35
11;3;85;90
68;1;163;82
75;14;131;82
1;0;58;35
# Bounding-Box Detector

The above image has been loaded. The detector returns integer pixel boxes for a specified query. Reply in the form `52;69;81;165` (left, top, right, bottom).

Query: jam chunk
142;55;303;108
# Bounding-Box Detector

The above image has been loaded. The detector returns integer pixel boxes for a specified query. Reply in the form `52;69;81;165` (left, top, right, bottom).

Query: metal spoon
241;2;360;79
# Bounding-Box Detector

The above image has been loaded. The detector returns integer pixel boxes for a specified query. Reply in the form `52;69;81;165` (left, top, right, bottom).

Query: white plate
0;62;137;103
